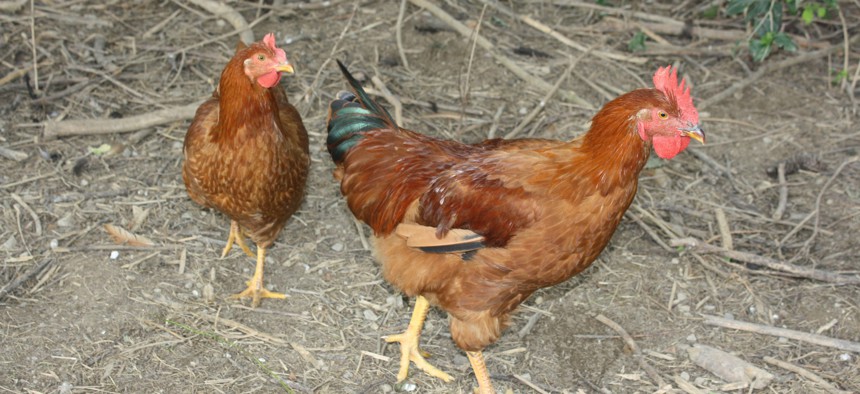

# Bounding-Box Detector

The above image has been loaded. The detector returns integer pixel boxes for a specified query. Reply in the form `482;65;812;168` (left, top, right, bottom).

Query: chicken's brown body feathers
332;82;671;351
183;45;309;248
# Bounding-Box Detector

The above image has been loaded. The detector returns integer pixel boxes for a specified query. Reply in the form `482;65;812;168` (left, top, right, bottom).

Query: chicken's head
635;66;704;160
243;33;294;88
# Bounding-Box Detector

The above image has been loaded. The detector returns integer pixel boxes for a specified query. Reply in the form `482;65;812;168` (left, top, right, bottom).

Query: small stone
534;296;544;305
56;212;75;227
331;242;344;252
109;251;119;259
839;353;851;361
670;258;680;264
258;357;266;363
80;179;89;186
400;382;416;392
678;305;691;313
723;312;734;320
518;107;528;115
363;309;378;321
675;292;688;303
49;239;59;249
680;371;690;381
704;305;716;311
1;235;17;250
686;334;697;342
778;337;788;343
380;384;393;393
694;377;707;385
191;289;199;297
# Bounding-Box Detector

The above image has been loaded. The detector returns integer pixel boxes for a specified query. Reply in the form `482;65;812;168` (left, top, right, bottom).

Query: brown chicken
326;61;703;392
183;33;309;307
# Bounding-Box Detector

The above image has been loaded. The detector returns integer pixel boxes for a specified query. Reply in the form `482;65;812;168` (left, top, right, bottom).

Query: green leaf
726;0;753;16
817;6;827;18
786;0;798;14
750;38;772;62
774;33;797;52
802;7;815;24
701;4;719;19
628;32;647;52
833;69;849;84
89;143;112;155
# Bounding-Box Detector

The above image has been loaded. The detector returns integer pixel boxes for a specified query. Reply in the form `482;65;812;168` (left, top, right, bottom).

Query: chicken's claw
229;246;284;308
384;296;453;383
221;220;255;258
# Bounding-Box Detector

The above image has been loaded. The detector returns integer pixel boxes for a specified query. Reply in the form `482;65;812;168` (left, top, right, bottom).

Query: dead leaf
129;206;150;232
104;223;154;247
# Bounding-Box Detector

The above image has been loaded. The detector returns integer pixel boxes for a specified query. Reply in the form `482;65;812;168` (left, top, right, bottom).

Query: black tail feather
326;61;399;164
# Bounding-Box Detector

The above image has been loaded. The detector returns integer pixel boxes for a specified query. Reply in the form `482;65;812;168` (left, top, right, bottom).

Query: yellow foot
384;296;452;383
230;280;286;308
384;332;453;382
221;220;255;258
228;245;282;308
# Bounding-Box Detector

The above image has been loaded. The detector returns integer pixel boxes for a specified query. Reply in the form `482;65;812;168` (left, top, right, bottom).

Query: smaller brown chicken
182;33;309;307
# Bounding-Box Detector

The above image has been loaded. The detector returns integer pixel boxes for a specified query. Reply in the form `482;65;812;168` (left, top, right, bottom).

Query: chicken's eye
257;54;266;61
658;111;668;119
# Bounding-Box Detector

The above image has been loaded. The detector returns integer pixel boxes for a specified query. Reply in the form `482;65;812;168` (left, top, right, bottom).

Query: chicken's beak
275;63;295;74
680;124;705;144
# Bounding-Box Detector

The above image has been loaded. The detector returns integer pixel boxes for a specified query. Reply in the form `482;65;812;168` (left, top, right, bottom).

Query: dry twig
0;258;54;301
42;101;202;139
703;315;860;353
671;237;860;285
0;146;27;162
187;0;254;43
762;356;849;394
409;0;592;108
595;314;666;388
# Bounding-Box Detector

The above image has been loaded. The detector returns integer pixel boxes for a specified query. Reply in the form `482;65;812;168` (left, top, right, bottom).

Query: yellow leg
221;220;254;258
384;296;453;383
229;246;285;307
467;351;495;394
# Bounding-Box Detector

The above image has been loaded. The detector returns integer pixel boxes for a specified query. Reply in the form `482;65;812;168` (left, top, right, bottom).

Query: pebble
363;309;378;321
839;353;852;361
778;337;788;343
680;371;690;381
49;239;59;249
109;251;119;260
380;384;393;393
686;334;697;342
331;242;344;252
56;213;75;227
191;290;199;297
670;258;680;264
678;305;690;313
724;312;734;320
694;377;707;386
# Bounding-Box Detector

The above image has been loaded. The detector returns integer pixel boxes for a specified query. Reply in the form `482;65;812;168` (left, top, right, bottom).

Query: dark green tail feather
326;60;398;164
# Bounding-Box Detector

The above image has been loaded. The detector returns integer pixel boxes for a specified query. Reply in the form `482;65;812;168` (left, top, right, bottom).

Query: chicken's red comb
653;66;698;122
262;33;288;64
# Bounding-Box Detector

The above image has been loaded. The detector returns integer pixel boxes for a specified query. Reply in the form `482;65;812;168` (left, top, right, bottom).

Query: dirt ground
1;1;859;393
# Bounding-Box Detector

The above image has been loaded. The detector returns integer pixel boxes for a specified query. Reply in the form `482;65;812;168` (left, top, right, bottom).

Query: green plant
628;31;647;52
725;0;836;61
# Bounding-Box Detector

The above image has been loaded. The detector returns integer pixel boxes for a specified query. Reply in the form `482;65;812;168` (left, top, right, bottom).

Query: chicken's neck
565;104;650;197
216;64;279;141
